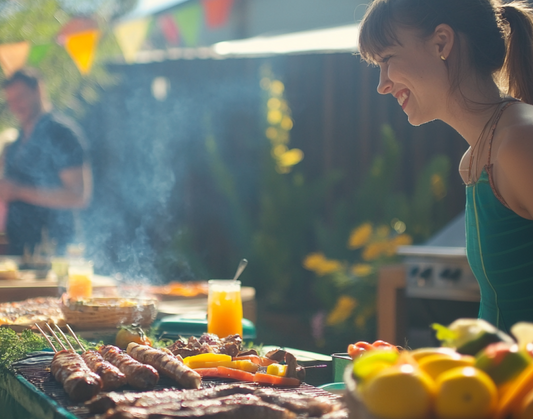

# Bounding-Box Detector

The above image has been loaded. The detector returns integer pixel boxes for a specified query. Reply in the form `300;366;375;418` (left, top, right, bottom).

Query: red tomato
372;340;398;351
347;341;373;359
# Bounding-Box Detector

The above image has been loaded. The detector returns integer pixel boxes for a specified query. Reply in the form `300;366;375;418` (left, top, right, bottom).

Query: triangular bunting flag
64;29;100;75
114;18;150;63
158;14;180;46
27;43;52;66
0;41;31;77
201;0;234;29
57;17;99;46
174;3;203;47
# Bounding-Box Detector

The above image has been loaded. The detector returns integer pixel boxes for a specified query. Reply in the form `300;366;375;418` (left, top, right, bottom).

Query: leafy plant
0;328;48;370
303;125;451;352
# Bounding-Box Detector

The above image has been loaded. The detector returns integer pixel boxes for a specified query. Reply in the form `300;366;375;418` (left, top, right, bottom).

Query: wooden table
0;275;117;303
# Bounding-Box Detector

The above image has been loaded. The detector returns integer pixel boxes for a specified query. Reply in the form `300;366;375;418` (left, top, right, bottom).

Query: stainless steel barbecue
397;211;480;302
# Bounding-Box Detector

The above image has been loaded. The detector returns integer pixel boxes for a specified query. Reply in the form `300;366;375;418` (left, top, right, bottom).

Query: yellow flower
362;242;387;261
303;252;326;271
348;223;373;249
268;109;282;124
326;296;358;326
281;116;293;131
267;97;281;109
278;148;303;167
272;144;287;157
351;263;373;277
315;259;343;276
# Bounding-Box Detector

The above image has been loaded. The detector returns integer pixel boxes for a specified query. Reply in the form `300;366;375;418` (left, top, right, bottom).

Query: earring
440;55;447;61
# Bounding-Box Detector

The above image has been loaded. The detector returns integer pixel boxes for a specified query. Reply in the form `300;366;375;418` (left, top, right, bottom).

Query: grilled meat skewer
99;345;159;390
51;350;103;402
82;349;128;391
127;342;201;389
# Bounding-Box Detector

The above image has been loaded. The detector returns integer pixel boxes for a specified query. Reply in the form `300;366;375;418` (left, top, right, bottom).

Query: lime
352;348;400;382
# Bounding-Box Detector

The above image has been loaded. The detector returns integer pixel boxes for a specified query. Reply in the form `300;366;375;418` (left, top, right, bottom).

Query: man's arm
0;163;92;209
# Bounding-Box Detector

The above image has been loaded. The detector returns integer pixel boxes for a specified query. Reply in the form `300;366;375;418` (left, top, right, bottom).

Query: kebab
59;325;128;391
126;342;201;389
35;323;103;402
99;344;159;390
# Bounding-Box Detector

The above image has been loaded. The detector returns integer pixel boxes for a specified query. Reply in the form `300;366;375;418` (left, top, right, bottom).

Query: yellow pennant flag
114;18;150;63
0;41;30;77
64;29;100;75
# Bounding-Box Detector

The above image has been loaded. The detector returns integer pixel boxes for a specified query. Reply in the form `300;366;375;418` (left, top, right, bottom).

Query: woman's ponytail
499;1;533;104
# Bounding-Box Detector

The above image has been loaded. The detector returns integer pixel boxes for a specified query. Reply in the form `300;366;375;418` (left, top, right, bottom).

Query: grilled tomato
115;324;152;348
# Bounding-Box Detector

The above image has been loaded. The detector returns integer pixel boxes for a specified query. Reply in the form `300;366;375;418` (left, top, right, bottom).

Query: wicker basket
61;297;158;330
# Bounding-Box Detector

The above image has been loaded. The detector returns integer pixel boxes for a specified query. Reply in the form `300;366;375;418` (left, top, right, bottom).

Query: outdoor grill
8;352;340;419
397;211;480;302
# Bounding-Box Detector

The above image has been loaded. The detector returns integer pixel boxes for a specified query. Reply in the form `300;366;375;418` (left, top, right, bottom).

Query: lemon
360;363;435;419
435;366;497;419
418;353;475;381
410;347;460;362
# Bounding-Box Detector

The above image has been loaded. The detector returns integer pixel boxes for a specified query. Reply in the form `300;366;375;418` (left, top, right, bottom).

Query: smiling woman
358;0;533;334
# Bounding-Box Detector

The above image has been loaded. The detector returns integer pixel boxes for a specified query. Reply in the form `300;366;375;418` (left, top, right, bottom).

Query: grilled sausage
99;345;159;390
82;349;128;391
127;342;201;389
51;350;103;402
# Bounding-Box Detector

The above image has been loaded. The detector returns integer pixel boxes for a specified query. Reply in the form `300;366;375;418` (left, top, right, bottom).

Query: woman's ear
432;23;455;60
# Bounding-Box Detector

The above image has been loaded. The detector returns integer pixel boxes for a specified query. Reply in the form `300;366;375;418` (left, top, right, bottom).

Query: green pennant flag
27;44;52;66
174;3;203;47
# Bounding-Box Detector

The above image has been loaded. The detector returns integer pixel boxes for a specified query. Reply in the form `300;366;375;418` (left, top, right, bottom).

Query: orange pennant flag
0;41;31;77
64;29;100;75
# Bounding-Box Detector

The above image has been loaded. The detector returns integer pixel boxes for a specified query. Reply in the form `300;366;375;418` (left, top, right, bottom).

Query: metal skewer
45;323;68;351
65;324;86;352
34;323;57;352
54;324;76;352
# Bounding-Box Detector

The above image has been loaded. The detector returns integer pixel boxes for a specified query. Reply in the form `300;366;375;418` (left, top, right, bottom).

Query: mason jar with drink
67;259;93;299
207;279;243;338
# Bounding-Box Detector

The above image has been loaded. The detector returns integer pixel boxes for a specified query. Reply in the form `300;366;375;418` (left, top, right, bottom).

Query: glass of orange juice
207;280;243;338
67;260;93;300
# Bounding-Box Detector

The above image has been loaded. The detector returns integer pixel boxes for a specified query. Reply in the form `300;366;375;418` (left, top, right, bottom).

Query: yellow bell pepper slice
266;363;287;377
184;353;232;369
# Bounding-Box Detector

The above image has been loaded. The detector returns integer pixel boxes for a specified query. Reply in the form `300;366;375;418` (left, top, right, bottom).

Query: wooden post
377;264;406;345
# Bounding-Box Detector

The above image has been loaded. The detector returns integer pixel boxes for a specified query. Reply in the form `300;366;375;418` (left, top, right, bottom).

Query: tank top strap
487;99;520;166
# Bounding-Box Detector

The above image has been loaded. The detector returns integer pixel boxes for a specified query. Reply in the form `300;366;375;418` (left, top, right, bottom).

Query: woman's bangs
358;2;400;64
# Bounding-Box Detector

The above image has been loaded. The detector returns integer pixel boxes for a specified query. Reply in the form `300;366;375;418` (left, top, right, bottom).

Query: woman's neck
441;78;505;147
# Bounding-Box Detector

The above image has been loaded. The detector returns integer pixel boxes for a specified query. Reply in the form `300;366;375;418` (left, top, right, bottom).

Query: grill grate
10;353;340;419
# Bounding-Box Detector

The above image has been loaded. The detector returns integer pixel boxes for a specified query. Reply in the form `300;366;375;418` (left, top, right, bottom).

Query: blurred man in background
0;68;92;255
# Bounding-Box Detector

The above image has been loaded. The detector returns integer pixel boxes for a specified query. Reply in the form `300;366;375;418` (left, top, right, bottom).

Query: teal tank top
465;101;533;334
